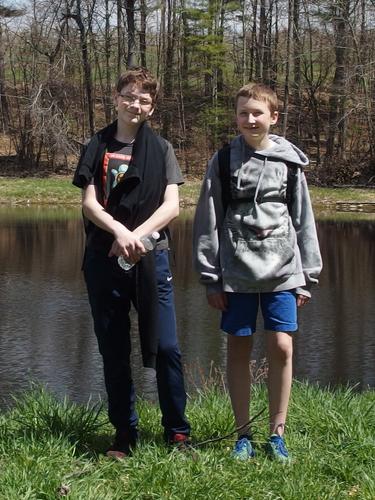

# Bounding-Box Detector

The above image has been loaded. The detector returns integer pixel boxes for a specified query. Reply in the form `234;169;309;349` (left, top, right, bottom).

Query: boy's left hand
207;291;228;311
297;294;310;307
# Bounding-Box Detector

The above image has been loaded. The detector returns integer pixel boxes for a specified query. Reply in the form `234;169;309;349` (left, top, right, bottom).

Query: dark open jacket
73;120;169;368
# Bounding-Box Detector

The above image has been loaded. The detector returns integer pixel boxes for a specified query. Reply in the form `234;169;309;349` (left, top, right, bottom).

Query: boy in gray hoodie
193;83;322;461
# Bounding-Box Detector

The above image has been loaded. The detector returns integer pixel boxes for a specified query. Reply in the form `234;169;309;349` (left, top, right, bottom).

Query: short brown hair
235;83;278;113
116;67;160;103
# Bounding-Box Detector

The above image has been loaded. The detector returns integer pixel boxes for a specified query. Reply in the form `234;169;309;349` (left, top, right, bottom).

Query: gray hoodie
193;134;322;297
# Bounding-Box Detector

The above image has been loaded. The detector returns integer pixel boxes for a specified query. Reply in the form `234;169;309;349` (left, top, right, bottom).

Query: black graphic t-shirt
98;137;183;249
101;138;134;205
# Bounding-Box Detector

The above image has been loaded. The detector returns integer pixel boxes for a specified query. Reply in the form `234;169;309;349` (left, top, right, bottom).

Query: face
115;82;155;127
236;97;278;148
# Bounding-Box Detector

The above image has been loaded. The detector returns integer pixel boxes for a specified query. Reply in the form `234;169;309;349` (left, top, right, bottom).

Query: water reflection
0;207;374;409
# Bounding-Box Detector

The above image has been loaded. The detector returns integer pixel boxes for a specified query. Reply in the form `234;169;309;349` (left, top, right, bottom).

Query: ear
113;92;119;109
271;111;279;125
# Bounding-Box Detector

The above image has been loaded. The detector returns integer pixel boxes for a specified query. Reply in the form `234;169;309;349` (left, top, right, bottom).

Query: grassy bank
0;381;374;499
1;176;375;209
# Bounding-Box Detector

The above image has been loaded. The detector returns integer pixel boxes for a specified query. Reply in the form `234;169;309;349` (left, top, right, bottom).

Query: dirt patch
0;133;77;178
0;134;15;156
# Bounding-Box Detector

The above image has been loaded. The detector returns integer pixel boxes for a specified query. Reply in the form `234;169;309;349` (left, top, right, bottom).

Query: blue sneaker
265;434;290;462
232;436;255;460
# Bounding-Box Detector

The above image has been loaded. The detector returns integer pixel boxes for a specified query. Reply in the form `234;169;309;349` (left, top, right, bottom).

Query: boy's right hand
108;226;146;262
207;291;228;311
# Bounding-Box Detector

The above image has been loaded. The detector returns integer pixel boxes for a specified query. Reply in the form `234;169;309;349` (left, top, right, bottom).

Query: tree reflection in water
0;207;374;409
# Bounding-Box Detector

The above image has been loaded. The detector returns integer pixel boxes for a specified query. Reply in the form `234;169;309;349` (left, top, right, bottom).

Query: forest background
0;0;375;185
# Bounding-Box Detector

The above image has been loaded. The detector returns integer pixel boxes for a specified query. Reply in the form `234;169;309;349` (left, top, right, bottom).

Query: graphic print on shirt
101;150;132;206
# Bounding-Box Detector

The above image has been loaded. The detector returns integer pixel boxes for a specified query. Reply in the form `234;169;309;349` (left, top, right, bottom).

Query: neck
244;135;273;151
115;119;142;143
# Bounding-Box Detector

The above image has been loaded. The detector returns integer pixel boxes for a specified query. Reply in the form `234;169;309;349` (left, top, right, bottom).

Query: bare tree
292;0;302;139
326;0;351;162
282;0;293;136
116;1;125;73
0;4;24;132
139;0;147;66
125;0;136;67
162;0;177;138
65;0;95;135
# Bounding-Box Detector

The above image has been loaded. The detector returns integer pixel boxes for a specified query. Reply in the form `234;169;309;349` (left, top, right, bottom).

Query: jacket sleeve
290;170;323;297
72;135;99;189
192;153;226;295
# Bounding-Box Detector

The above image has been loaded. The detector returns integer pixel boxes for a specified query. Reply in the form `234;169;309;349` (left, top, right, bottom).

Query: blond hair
235;83;279;113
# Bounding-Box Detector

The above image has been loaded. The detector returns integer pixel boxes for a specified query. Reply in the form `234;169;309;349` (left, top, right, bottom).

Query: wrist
112;220;130;239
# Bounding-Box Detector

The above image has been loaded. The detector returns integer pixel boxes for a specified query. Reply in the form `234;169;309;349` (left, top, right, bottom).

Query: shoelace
235;437;250;452
272;436;288;457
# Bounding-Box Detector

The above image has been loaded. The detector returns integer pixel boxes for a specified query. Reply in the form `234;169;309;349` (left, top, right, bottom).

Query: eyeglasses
118;93;153;107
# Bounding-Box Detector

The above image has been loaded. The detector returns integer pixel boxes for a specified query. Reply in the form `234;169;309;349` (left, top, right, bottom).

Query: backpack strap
218;145;301;216
285;162;300;214
218;144;231;213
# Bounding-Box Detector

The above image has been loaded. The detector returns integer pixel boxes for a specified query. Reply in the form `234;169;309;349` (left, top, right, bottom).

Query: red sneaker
169;433;191;451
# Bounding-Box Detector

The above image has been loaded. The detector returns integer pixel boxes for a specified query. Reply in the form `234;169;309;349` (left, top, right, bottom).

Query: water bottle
117;231;160;271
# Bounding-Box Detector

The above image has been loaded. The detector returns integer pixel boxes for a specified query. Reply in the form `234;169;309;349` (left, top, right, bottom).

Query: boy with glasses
73;67;190;458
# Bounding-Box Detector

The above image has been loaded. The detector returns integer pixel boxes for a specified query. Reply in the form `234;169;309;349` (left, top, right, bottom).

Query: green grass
0;381;374;499
1;177;375;211
0;177;79;205
311;186;375;206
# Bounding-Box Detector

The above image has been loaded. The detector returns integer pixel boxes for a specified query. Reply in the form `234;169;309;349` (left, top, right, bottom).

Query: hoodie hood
265;134;309;166
237;134;309;167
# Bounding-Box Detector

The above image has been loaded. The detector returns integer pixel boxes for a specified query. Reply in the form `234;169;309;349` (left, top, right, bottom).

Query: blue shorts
221;291;297;336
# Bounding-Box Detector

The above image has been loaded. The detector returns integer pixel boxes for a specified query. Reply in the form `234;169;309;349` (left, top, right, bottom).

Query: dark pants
83;248;190;439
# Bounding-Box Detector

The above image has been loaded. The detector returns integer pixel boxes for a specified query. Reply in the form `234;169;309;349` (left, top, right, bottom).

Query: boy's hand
108;227;146;262
207;292;228;311
296;294;309;307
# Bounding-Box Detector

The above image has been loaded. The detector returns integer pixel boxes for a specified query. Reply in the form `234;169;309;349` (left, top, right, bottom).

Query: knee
227;336;253;363
268;336;293;364
157;342;181;363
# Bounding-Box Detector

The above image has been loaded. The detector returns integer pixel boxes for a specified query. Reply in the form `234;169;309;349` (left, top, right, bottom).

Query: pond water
0;206;374;409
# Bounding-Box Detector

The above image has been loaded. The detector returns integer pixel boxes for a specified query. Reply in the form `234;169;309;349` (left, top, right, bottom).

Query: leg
265;331;293;435
261;290;297;436
227;335;253;436
154;250;190;439
221;292;258;437
83;251;138;436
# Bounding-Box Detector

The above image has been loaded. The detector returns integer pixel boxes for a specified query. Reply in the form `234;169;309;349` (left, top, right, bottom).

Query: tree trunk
347;0;375;160
217;0;225;95
264;0;273;85
240;0;246;84
293;0;302;138
162;0;176;139
157;0;166;80
125;0;136;67
250;0;257;81
0;3;24;132
270;0;278;87
104;0;112;122
117;1;125;74
282;0;293;137
69;0;95;135
0;23;9;131
180;0;189;86
139;0;147;67
257;0;266;80
326;0;350;161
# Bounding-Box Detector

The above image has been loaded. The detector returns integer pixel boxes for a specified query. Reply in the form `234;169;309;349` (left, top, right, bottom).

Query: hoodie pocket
222;216;297;283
